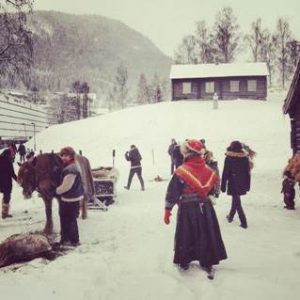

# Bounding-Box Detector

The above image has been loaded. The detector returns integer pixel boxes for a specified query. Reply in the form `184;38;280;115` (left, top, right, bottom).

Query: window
230;80;239;92
182;82;191;94
205;81;214;93
247;80;257;92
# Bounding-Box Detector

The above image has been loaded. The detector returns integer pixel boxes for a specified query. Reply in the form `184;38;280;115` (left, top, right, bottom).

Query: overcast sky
35;0;300;57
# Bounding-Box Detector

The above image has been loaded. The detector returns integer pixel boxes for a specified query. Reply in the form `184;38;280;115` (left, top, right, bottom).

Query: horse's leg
81;197;88;220
43;198;53;234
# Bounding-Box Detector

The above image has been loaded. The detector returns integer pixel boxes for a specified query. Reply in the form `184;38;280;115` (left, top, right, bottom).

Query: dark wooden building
283;59;300;154
170;63;268;101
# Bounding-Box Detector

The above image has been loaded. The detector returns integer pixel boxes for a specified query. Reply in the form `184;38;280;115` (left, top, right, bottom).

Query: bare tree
213;7;240;63
275;18;293;88
174;35;198;64
245;18;264;62
287;40;300;68
260;29;277;86
47;94;78;124
195;21;216;63
0;0;33;82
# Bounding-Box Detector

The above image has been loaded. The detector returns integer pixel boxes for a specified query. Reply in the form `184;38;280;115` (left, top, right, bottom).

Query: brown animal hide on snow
0;233;52;268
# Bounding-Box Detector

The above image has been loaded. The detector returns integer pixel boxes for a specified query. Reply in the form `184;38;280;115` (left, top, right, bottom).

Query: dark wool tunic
166;174;227;267
61;164;84;201
125;147;142;168
0;154;17;194
221;152;251;196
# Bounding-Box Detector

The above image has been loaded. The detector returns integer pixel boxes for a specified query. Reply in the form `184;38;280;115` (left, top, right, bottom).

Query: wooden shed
283;58;300;154
170;63;268;101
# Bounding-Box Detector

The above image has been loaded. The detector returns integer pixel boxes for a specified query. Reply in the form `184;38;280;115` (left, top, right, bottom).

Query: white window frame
205;81;214;93
247;80;257;92
182;82;192;94
230;80;240;92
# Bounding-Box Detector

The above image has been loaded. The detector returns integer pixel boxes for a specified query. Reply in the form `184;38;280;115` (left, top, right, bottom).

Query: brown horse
17;153;94;234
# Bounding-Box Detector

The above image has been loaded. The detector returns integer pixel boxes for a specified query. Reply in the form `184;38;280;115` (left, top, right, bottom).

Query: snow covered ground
1;91;300;300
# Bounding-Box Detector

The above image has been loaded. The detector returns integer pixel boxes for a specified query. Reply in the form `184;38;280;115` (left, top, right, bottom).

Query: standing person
168;138;177;175
0;149;17;219
56;146;84;246
172;143;184;168
221;141;251;229
164;140;227;278
281;171;295;210
204;150;220;199
17;142;26;163
124;145;145;191
213;92;219;110
9;143;17;162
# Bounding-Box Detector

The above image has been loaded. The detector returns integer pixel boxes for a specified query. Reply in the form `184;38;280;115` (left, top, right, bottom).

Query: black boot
179;263;189;270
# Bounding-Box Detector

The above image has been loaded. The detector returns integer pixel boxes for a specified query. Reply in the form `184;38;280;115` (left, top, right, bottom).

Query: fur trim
181;142;205;158
225;151;248;158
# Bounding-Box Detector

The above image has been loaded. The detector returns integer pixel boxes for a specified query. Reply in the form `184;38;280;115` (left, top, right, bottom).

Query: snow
170;63;269;79
1;91;300;300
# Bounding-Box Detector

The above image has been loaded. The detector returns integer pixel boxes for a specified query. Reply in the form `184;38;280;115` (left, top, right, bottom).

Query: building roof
283;58;300;115
170;62;269;79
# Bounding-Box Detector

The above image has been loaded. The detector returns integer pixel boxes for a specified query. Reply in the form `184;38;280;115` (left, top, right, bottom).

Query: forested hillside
27;11;171;96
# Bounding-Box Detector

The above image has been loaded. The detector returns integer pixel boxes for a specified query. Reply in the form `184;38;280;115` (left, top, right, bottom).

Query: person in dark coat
17;143;26;163
221;141;251;229
204;150;220;199
168;138;177;175
164;140;227;274
0;149;17;218
172;144;184;168
9;143;17;162
124;145;145;191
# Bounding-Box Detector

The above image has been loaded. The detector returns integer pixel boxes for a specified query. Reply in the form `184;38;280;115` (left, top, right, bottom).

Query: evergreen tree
136;73;150;104
149;73;162;103
81;82;90;118
108;63;129;110
70;80;93;119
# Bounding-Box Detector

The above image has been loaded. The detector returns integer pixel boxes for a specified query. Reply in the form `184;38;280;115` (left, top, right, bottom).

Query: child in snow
281;171;295;210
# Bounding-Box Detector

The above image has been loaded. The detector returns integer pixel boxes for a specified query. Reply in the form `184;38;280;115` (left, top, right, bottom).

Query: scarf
175;156;219;198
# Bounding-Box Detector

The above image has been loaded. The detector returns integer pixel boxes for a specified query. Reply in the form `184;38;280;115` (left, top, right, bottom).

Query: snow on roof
170;63;269;79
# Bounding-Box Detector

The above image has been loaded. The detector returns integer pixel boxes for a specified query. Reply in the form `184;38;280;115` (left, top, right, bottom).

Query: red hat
185;139;204;155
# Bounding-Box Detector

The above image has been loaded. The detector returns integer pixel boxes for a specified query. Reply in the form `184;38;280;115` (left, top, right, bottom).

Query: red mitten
164;209;172;225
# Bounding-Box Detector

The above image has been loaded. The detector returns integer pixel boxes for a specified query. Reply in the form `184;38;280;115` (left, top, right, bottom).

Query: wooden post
152;149;155;165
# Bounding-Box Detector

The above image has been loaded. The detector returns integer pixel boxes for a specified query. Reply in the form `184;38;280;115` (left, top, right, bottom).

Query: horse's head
17;157;37;199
